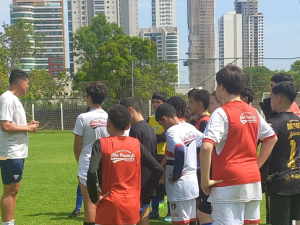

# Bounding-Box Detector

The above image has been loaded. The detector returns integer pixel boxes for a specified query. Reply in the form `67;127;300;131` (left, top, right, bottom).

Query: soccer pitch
0;132;268;224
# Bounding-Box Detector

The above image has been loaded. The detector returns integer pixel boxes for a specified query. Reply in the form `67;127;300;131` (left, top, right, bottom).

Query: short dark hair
240;87;255;104
152;92;167;102
120;97;142;113
272;81;298;104
108;104;131;131
155;103;177;122
9;69;28;85
85;82;108;105
271;73;293;84
211;91;221;103
189;90;210;110
216;66;246;95
187;88;197;97
166;96;186;118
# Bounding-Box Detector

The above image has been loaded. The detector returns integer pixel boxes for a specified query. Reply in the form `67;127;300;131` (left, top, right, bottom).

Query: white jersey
165;121;203;201
73;108;109;176
0;91;28;159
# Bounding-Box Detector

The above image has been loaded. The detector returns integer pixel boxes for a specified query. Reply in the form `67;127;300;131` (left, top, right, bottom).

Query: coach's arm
1;121;38;133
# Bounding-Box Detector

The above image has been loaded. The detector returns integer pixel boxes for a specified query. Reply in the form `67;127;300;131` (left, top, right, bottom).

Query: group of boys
71;67;300;225
2;67;300;225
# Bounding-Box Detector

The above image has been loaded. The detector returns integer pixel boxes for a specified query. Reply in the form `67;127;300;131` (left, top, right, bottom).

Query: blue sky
1;0;300;83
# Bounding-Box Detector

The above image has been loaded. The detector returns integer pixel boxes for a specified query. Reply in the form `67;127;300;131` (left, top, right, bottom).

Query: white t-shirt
165;121;203;201
0;91;28;159
204;107;275;203
73;108;109;177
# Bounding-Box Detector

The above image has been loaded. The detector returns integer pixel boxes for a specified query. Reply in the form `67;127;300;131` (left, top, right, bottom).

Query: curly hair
108;104;131;131
189;90;211;110
85;82;108;105
166;96;186;118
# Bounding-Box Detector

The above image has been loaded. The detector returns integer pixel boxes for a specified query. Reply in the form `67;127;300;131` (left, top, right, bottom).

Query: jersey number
287;140;297;169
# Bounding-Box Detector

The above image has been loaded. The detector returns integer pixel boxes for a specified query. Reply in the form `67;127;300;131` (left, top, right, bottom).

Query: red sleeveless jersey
212;101;261;187
96;136;141;225
194;115;210;131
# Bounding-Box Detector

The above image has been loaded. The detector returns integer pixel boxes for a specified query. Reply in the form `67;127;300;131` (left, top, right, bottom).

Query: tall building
235;0;264;68
219;11;243;69
68;0;138;73
139;27;179;82
187;0;216;92
151;0;177;27
10;0;66;76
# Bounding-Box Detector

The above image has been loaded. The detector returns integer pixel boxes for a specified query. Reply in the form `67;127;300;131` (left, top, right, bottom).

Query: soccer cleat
149;211;159;219
69;209;81;217
163;215;172;223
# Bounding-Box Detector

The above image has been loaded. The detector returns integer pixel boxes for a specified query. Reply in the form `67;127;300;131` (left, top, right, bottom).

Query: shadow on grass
26;212;83;221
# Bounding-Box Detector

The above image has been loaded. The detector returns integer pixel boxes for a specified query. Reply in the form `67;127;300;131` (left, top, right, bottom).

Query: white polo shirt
0;91;28;159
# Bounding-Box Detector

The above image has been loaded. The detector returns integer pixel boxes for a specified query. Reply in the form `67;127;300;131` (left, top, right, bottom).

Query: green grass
0;132;268;224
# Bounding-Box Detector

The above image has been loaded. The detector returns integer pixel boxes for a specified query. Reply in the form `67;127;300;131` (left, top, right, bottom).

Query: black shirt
87;139;163;204
267;112;300;195
129;120;157;187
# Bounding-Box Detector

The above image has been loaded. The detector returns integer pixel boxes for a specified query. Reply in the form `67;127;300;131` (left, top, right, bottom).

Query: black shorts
269;193;300;225
0;159;25;185
198;189;212;214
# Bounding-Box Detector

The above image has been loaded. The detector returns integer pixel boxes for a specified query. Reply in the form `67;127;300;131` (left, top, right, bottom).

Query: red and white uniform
96;137;142;225
203;101;276;224
166;121;203;224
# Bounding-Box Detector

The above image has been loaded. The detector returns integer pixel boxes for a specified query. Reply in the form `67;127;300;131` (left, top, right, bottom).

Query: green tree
289;60;300;87
0;19;44;70
72;13;177;102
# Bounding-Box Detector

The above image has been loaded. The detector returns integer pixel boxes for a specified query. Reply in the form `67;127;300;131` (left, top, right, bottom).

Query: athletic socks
83;222;95;225
76;184;83;211
2;219;15;225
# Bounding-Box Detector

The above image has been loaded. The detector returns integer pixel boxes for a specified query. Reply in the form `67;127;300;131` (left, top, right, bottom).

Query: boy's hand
94;191;109;206
201;179;223;195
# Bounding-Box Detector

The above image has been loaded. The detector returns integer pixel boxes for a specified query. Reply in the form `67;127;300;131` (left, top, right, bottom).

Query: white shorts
211;200;260;225
169;199;196;224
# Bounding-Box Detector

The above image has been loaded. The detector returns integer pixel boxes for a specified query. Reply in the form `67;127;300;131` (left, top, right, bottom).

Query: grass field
0;132;268;224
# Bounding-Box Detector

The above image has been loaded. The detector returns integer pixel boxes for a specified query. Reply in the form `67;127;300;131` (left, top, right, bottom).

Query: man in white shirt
73;82;109;225
0;69;39;225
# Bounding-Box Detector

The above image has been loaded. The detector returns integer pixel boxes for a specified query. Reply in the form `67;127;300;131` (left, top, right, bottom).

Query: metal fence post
31;104;35;121
60;103;64;130
131;60;134;97
148;99;152;118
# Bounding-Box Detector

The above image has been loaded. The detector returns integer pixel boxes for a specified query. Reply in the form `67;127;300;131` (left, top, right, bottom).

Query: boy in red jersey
87;105;163;225
200;66;278;225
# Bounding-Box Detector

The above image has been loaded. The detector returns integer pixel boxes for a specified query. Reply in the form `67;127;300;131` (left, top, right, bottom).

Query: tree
72;13;177;103
22;69;70;103
0;20;44;71
289;60;300;87
244;66;273;92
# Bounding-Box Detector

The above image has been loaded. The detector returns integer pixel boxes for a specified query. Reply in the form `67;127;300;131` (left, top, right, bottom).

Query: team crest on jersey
89;119;107;128
183;131;196;146
110;150;135;163
240;112;257;125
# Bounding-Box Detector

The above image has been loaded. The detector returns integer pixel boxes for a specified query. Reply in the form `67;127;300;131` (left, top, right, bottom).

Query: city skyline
0;0;300;84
